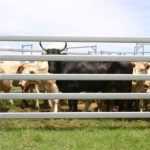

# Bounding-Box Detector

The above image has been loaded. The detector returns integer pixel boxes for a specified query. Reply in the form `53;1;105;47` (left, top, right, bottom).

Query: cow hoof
35;105;40;110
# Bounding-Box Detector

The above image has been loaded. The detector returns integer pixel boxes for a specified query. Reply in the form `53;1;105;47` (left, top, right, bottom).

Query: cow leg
139;99;144;112
126;82;133;111
107;100;114;112
28;86;34;106
83;100;92;112
97;100;102;112
52;100;59;112
106;100;110;111
68;101;73;111
47;100;52;108
118;100;124;111
34;84;40;109
21;86;29;109
73;100;78;112
139;88;146;112
116;81;132;111
45;99;59;111
45;90;52;108
21;100;28;109
48;83;59;112
69;100;78;112
35;100;40;109
144;100;148;111
1;91;6;110
126;100;134;111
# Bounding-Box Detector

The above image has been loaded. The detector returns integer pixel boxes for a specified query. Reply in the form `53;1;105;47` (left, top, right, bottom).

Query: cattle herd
0;42;150;112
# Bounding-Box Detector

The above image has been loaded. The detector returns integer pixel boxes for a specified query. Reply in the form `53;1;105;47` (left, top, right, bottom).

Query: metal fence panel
1;36;150;119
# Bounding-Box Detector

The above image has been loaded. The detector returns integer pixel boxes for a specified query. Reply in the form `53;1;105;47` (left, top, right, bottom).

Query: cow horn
39;41;47;51
60;42;67;52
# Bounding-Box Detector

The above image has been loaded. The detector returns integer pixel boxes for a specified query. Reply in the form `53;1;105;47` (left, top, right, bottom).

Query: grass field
1;87;150;150
1;103;150;150
0;119;150;150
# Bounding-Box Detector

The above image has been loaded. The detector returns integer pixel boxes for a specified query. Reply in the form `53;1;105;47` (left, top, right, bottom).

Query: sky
0;0;150;55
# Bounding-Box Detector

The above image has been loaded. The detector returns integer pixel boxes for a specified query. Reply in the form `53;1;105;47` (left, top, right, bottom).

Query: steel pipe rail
1;74;150;80
0;35;150;43
1;93;150;100
1;55;150;61
66;45;97;49
0;48;44;53
0;112;150;119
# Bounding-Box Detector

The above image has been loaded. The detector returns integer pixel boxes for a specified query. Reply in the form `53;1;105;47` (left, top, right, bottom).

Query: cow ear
144;81;149;89
131;62;136;68
17;65;24;73
144;83;148;89
144;62;150;69
146;62;150;69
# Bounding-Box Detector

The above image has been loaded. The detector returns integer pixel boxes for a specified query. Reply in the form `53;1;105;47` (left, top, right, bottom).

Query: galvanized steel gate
1;36;150;119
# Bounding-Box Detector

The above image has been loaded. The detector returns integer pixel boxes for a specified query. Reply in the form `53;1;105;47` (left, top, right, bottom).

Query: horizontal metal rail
0;35;150;43
0;48;44;53
66;45;97;49
1;74;150;80
1;93;150;100
1;55;150;61
0;112;150;119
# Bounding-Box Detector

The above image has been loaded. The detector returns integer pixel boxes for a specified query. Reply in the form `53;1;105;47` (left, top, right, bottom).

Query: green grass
0;119;150;150
11;86;21;91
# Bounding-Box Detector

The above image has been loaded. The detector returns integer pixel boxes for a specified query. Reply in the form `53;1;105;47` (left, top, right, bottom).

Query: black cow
40;42;133;112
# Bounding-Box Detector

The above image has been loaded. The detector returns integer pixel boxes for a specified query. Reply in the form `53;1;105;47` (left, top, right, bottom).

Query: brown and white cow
132;62;150;112
17;61;48;109
18;61;59;112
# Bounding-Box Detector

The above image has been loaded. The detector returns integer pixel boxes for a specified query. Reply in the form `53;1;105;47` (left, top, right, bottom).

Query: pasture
0;118;150;150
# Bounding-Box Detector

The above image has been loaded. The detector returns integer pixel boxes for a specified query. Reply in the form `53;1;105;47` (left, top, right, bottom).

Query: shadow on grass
1;118;150;132
2;126;150;132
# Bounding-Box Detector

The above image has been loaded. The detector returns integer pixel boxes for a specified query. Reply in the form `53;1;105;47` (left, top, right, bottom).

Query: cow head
39;42;67;73
39;42;67;54
132;62;150;74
